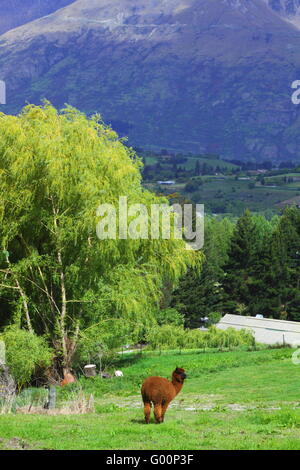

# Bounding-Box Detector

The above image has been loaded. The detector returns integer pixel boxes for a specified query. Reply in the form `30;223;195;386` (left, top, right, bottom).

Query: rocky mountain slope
0;0;300;161
266;0;300;21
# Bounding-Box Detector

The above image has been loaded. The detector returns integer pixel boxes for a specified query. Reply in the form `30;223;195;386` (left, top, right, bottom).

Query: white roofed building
217;314;300;346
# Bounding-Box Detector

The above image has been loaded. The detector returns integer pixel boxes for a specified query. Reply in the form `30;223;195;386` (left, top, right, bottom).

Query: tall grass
0;395;15;414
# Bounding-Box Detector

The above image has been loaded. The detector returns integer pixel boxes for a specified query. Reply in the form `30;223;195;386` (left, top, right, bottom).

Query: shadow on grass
113;352;144;369
130;418;146;424
130;418;163;425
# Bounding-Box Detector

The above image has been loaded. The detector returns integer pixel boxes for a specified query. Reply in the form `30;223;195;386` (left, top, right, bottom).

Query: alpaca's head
172;367;187;384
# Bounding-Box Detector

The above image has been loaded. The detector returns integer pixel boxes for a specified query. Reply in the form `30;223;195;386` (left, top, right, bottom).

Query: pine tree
171;217;234;327
222;210;259;313
262;207;300;320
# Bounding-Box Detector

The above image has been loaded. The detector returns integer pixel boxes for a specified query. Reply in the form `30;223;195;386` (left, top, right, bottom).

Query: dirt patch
0;437;32;450
115;394;224;411
114;394;299;412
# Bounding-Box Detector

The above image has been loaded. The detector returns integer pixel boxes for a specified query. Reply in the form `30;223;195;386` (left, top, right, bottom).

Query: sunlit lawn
1;347;300;450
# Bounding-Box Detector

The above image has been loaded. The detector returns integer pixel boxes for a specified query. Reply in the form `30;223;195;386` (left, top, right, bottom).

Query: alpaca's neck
171;379;184;396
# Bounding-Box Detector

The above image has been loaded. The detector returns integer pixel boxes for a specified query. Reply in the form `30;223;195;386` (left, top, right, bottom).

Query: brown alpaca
141;367;187;424
60;368;76;387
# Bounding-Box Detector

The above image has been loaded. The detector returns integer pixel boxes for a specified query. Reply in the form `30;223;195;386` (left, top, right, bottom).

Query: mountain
266;0;300;21
0;0;75;35
1;0;300;161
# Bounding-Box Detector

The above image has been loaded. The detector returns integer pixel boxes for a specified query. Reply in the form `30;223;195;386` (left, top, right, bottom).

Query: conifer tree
222;210;259;313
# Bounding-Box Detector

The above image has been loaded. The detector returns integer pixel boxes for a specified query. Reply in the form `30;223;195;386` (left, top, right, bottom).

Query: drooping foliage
0;102;200;370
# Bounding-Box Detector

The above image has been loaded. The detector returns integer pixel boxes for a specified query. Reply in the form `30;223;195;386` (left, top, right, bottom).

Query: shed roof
218;314;300;334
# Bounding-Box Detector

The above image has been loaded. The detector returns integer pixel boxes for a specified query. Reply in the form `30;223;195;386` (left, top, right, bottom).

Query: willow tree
0;102;200;371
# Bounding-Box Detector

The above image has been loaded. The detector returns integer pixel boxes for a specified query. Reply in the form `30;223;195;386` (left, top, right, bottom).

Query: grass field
143;155;239;172
1;347;300;450
147;177;300;216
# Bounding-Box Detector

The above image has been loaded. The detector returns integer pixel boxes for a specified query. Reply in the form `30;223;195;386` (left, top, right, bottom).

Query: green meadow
1;347;300;450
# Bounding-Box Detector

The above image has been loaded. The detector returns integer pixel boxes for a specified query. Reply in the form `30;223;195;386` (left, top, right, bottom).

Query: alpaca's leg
154;403;163;423
161;401;170;423
144;402;151;424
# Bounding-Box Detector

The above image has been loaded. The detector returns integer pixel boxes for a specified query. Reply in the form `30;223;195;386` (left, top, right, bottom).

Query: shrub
185;329;209;349
146;325;185;352
0;327;52;388
185;180;200;193
207;312;222;326
156;308;185;326
146;324;254;351
205;326;254;349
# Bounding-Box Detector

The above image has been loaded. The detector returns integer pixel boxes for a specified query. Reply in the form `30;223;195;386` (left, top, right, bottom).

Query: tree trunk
52;198;68;367
4;253;33;333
